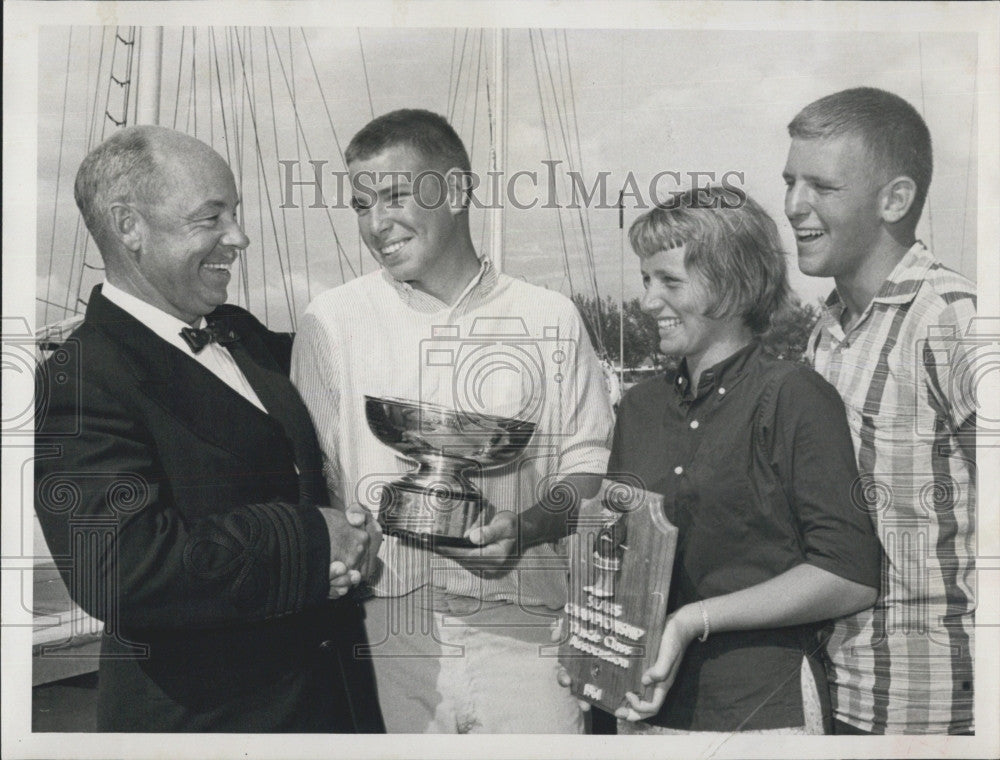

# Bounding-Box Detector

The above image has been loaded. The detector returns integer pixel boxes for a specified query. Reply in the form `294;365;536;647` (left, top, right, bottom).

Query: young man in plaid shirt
782;87;978;734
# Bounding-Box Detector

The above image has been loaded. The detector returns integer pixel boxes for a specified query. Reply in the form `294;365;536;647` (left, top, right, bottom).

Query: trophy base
383;526;477;550
377;477;491;551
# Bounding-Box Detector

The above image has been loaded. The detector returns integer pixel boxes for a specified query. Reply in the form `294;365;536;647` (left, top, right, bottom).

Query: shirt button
674;466;684;475
718;387;726;395
689;420;699;429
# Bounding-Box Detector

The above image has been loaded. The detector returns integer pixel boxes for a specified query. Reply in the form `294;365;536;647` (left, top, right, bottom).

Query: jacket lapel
86;287;287;464
217;318;327;504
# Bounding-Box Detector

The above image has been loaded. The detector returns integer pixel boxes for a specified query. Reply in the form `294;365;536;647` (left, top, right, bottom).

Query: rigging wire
561;30;598;279
539;31;604;351
124;26;136;127
299;29;346;165
210;28;250;311
185;28;198;136
959;47;977;275
65;26;105;315
131;27;141;127
263;28;298;324
480;39;494;257
917;34;935;251
208;28;215;146
467;29;484;162
43;27;75;324
221;27;252;308
295;29;358;280
192;28;198;137
287;28;314;304
456;31;479;138
274;29;357;284
448;30;470;121
298;26;359;282
243;28;270;323
446;29;459;117
74;26;124;312
209;29;233;167
234;28;298;328
172;27;186;130
358;29;376;120
528;30;576;300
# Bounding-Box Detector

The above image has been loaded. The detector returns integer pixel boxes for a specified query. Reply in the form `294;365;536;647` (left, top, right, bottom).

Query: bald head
73;126;228;257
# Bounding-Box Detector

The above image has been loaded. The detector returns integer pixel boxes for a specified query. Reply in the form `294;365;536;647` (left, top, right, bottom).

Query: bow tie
180;324;238;354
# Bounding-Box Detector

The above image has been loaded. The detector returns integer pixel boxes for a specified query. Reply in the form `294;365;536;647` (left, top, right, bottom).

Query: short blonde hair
629;187;791;334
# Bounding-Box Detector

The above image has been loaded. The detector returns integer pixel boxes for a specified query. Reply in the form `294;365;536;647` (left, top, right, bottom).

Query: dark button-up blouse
608;341;881;731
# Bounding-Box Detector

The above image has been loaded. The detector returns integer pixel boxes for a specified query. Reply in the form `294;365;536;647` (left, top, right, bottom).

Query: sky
35;25;979;333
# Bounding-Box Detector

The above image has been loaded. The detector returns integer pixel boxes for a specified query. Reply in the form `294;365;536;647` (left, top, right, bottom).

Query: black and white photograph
3;1;998;758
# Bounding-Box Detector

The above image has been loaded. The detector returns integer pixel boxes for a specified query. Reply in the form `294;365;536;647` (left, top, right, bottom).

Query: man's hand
435;510;518;573
615;604;701;722
346;504;382;579
327;560;360;599
319;505;381;582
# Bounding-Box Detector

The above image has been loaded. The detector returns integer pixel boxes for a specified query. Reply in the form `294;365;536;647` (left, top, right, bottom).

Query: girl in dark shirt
613;187;881;734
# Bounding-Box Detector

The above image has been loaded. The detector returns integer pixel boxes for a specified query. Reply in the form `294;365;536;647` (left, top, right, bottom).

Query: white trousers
362;592;585;734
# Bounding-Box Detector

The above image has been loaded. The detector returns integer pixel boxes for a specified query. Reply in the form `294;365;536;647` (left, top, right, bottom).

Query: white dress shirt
101;281;267;413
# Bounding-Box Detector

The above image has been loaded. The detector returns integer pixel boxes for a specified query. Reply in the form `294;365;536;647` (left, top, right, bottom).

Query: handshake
319;505;382;599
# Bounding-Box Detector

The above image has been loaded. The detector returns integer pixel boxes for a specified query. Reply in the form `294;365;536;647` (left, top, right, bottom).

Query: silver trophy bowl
364;395;536;547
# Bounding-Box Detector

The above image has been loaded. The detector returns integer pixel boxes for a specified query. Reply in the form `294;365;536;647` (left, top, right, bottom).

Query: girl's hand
616;603;703;722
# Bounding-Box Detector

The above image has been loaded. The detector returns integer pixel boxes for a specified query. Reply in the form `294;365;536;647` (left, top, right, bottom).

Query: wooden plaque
557;479;678;715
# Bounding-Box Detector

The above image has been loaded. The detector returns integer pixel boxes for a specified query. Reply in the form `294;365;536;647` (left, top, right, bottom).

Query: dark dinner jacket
35;285;380;732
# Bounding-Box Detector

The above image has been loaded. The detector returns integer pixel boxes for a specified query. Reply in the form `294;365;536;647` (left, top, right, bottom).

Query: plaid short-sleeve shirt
811;243;978;734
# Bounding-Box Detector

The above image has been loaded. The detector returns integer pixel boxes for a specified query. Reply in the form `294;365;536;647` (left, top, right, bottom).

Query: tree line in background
571;293;821;372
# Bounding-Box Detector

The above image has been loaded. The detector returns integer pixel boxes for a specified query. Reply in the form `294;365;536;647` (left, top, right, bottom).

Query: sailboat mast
490;27;505;272
136;26;163;125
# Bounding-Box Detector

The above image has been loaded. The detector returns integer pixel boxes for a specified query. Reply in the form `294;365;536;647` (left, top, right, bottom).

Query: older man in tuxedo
34;126;382;732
